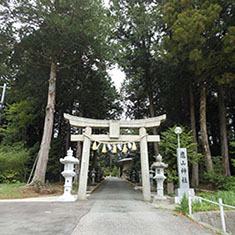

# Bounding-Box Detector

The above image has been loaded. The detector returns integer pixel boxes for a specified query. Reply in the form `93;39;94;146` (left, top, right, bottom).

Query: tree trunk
29;59;57;185
218;84;231;176
200;83;213;172
65;123;70;152
189;83;199;187
91;150;98;170
148;92;159;155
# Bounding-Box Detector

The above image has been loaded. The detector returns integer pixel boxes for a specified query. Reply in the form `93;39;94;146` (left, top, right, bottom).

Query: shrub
192;191;235;212
111;166;119;176
204;156;235;191
0;170;20;184
0;142;30;182
176;193;189;215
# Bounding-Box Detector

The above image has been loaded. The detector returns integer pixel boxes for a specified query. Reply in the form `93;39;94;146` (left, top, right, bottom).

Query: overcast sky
108;65;125;91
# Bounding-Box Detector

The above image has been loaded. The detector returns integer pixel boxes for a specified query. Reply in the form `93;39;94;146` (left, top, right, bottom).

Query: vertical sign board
177;148;190;191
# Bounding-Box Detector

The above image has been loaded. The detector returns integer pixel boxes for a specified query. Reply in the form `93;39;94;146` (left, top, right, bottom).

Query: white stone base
175;188;195;197
173;196;183;204
56;194;77;202
153;195;169;202
174;188;195;204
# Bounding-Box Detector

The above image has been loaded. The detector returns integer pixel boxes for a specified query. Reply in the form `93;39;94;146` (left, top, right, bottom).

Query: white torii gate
64;113;166;201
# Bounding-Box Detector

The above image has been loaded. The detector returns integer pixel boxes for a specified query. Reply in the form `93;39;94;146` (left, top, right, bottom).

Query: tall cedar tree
6;0;111;185
110;0;163;155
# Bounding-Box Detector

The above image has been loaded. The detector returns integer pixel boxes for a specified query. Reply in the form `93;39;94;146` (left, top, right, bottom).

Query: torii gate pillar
140;127;151;201
77;127;91;200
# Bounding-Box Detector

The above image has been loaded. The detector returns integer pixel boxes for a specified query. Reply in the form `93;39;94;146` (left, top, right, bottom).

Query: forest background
0;0;234;190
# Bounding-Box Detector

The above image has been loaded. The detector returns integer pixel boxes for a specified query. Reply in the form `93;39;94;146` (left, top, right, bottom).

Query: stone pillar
132;170;136;183
167;181;174;194
138;170;142;185
91;168;96;185
97;171;101;182
139;127;151;201
149;169;154;190
78;127;92;200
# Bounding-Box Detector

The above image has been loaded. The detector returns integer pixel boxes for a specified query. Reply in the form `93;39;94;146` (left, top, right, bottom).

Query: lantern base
56;194;77;202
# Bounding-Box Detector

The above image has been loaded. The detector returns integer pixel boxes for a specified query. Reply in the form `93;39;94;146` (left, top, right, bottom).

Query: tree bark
29;58;57;185
189;83;199;186
91;150;98;170
65;123;71;152
200;83;213;172
218;84;231;176
148;91;159;155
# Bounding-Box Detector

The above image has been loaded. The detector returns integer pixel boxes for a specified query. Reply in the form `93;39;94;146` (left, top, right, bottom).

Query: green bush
0;142;30;182
0;170;20;184
104;168;111;176
176;194;189;215
204;156;235;191
111;166;119;176
192;191;235;212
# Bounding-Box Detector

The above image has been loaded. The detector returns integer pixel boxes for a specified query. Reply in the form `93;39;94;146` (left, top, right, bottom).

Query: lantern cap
151;154;168;169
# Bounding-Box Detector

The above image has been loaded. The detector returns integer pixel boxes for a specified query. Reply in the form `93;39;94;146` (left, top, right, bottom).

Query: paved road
0;177;214;235
0;198;94;235
72;177;214;235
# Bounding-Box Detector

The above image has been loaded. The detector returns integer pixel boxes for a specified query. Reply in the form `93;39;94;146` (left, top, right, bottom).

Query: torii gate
64;113;166;201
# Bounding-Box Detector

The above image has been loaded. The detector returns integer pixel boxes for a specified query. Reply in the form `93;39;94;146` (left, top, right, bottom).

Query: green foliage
176;193;189;215
192;191;235;212
104;167;111;176
0;142;30;182
204;156;235;191
158;125;201;182
110;0;164;119
230;141;235;166
0;100;40;144
0;170;20;184
111;166;119;177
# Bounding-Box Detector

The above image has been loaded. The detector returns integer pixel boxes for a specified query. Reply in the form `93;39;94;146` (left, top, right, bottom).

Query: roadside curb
188;215;219;234
87;178;107;194
123;179;142;190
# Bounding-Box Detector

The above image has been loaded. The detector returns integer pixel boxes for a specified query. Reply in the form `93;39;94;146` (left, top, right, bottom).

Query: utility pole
0;83;7;121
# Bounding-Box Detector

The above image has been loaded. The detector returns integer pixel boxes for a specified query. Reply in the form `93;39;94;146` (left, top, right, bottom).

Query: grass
0;183;63;199
192;191;235;213
0;183;26;199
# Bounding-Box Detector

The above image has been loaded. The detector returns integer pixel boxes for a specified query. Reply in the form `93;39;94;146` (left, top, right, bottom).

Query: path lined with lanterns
71;177;213;235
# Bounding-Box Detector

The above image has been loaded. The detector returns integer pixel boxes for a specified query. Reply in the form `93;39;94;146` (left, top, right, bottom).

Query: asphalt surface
0;198;93;235
72;177;214;235
0;177;215;235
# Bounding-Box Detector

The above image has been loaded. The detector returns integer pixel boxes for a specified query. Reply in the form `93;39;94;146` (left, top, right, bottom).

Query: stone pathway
72;177;215;235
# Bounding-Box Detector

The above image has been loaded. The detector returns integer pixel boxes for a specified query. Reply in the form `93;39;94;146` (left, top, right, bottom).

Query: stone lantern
151;154;168;199
131;170;136;183
57;148;79;202
91;168;96;185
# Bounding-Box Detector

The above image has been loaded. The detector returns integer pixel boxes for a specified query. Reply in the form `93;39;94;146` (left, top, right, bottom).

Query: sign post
174;127;194;203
